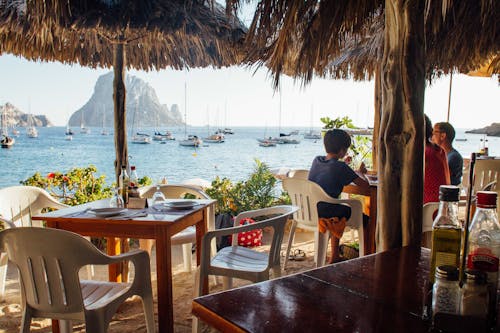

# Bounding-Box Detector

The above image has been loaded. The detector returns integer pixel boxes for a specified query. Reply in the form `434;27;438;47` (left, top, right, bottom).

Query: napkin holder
127;197;147;209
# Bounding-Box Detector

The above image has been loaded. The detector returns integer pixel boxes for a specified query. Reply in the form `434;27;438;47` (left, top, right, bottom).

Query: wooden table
193;246;500;332
343;182;377;254
33;198;215;333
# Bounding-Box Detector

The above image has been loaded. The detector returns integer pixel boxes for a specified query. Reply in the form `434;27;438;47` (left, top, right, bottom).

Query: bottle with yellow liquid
430;185;462;283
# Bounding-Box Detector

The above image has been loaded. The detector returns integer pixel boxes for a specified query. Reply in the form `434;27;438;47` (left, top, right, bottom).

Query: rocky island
0;103;52;127
465;123;500;137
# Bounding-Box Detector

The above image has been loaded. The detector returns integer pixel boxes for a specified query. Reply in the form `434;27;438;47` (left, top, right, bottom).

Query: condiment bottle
130;165;139;187
460;270;489;318
119;165;129;204
432;265;460;319
464;191;499;322
430;185;462;283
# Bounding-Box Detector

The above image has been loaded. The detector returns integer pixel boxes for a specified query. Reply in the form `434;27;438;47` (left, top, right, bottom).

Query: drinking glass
151;184;166;207
109;187;124;208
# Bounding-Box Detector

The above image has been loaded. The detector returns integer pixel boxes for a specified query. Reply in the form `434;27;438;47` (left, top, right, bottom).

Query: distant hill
0;103;52;127
68;72;183;128
466;123;500;137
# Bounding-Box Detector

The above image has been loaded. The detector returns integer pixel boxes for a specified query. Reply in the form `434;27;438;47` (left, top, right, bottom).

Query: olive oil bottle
429;185;462;283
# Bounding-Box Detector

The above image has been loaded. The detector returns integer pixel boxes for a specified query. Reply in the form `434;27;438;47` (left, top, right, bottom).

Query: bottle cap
435;265;459;281
464;270;487;284
476;191;497;208
438;185;460;202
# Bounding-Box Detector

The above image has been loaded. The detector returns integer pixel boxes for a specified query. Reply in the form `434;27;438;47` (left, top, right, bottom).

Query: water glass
109;187;124;208
152;184;166;207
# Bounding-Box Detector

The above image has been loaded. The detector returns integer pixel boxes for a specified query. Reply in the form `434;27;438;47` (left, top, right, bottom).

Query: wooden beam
377;0;425;251
372;66;381;172
113;43;128;184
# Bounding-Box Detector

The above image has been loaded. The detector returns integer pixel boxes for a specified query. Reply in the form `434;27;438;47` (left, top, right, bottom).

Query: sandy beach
1;226;350;333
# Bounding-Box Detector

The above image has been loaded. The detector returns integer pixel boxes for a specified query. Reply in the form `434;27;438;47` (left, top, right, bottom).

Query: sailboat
204;107;225;143
101;106;109;135
1;107;15;148
131;100;151;144
26;114;38;138
303;105;321;139
65;123;73;141
153;111;174;141
80;109;90;134
179;82;202;147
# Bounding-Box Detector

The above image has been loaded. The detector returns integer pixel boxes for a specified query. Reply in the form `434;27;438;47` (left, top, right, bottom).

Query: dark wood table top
193;247;500;333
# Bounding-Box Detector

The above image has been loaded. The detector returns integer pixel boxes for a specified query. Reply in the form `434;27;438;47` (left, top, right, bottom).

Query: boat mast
184;81;187;138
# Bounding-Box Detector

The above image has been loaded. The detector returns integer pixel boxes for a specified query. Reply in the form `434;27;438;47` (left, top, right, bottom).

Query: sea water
0;127;497;188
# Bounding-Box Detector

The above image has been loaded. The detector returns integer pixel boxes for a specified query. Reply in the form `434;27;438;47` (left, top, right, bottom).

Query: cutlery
66;207;91;217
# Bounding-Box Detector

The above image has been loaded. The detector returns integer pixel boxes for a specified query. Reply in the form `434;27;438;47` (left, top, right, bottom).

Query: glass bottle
119;165;129;204
464;191;499;322
432;265;460;319
430;185;462;283
130;165;139;187
460;270;489;318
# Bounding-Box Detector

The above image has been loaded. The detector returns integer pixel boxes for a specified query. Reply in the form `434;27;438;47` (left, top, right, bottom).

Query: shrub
206;159;287;215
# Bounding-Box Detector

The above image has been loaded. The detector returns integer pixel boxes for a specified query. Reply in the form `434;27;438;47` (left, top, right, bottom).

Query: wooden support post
377;0;425;251
113;43;128;185
372;66;382;172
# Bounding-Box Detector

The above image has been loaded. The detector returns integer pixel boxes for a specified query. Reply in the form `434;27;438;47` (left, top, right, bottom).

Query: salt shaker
432;265;460;319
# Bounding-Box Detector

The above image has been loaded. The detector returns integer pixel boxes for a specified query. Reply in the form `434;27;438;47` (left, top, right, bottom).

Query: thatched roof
228;0;499;85
0;0;247;70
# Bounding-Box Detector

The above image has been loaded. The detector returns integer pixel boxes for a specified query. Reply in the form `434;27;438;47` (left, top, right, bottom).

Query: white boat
204;133;225;143
179;135;202;147
1;135;15;148
279;132;301;144
178;82;202;148
258;140;276;147
130;102;151;144
101;106;109;135
303;130;322;140
65;134;73;141
1;109;15;148
26;114;38;138
80;110;90;134
153;131;175;141
131;133;152;144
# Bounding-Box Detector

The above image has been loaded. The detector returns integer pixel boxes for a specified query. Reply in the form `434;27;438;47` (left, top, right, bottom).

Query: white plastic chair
0;186;93;299
462;159;499;195
195;205;298;295
422;202;439;248
282;178;365;268
0;217;15;297
140;184;215;272
0;227;155;333
0;186;69;227
192;205;297;333
287;169;309;179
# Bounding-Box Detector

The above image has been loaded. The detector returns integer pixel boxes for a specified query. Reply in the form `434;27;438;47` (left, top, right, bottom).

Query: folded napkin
318;217;347;239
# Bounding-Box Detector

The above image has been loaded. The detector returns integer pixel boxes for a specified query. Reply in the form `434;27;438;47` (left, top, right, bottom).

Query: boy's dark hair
435;122;456;143
323;129;351;154
425;114;433;142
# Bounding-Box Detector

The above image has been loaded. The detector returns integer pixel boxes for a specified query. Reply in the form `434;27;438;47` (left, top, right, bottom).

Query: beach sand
0;227;355;333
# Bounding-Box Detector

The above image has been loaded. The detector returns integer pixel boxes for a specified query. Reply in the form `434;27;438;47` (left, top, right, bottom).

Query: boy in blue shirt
308;129;369;263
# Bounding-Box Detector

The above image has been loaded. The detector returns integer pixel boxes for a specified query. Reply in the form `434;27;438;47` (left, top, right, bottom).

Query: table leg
155;227;174;333
196;210;209;295
107;237;122;282
368;188;377;254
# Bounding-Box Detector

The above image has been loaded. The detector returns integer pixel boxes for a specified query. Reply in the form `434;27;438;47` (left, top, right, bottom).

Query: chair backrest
422;202;439;248
469;159;500;194
0;227;106;318
232;205;299;267
140;184;210;199
0;186;68;227
283;177;362;227
287;169;309;179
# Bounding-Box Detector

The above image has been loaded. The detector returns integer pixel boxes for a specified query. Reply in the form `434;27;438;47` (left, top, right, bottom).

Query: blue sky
0;53;498;129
